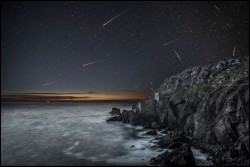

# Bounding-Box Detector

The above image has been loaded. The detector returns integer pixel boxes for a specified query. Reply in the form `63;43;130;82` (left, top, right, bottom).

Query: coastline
106;57;249;166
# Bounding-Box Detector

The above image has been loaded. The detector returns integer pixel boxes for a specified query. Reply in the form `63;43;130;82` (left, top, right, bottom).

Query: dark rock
192;141;249;166
142;129;157;136
158;132;179;147
106;116;120;122
161;128;172;134
150;143;197;166
138;57;249;164
167;142;185;149
158;131;191;148
109;107;121;115
149;157;157;165
150;145;158;149
107;57;249;165
151;122;158;129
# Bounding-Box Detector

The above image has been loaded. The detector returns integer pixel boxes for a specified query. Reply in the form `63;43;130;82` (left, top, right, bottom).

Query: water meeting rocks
149;143;197;166
108;57;249;165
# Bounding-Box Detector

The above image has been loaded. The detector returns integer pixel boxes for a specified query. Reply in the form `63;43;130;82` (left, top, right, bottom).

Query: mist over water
1;102;165;166
1;102;209;166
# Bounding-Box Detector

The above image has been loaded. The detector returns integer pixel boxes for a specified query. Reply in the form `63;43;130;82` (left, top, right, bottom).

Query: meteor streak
233;46;236;56
173;49;183;63
103;11;126;27
43;80;58;87
134;85;140;89
214;5;220;11
163;39;178;46
82;61;97;67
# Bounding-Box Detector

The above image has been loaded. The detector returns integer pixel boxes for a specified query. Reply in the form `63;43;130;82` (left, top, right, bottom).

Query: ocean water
1;102;209;166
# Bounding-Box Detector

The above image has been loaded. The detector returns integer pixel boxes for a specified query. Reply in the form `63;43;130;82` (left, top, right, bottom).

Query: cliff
107;56;249;165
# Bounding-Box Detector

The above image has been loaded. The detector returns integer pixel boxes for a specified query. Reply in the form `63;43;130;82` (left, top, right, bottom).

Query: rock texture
141;129;157;136
157;131;192;149
107;115;120;122
109;107;121;115
107;57;249;165
150;143;197;166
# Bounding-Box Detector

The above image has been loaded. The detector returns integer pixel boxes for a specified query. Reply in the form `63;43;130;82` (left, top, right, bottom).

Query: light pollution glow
1;91;148;102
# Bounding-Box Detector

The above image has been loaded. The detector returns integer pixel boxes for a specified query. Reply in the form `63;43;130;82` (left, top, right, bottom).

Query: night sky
1;1;249;100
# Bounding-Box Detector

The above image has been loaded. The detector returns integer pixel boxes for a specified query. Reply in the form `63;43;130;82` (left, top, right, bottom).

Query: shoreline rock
107;115;120;122
109;107;121;115
141;129;157;136
107;57;249;166
150;143;197;166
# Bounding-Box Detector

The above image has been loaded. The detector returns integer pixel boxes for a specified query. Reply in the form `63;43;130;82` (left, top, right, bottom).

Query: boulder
106;116;120;122
150;143;196;166
158;131;192;148
167;142;185;149
109;107;121;115
141;129;157;136
151;122;158;129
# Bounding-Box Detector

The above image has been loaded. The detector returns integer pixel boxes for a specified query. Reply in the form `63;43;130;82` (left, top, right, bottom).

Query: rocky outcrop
158;131;192;149
150;143;197;166
109;107;121;115
107;116;120;122
141;129;157;136
107;57;249;165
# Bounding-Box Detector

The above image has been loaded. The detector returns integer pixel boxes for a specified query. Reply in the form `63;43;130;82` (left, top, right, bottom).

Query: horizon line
1;91;149;102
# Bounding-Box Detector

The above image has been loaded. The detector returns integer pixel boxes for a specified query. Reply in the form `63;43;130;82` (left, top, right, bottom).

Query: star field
1;1;249;95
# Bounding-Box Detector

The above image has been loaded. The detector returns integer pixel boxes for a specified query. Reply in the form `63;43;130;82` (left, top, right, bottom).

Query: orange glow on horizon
1;91;149;102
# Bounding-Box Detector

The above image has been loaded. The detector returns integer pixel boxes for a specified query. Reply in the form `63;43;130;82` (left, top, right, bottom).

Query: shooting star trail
233;46;236;56
134;85;140;89
82;61;97;67
214;5;220;11
173;49;183;63
43;80;58;87
163;39;178;46
103;11;126;27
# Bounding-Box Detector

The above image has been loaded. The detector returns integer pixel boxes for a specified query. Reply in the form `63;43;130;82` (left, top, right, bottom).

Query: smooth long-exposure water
1;102;209;166
1;102;166;166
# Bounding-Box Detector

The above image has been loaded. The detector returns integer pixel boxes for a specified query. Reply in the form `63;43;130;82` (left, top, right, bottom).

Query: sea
1;102;209;166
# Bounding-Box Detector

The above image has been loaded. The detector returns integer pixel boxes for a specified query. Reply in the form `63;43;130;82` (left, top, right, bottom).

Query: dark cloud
1;94;92;102
87;91;101;94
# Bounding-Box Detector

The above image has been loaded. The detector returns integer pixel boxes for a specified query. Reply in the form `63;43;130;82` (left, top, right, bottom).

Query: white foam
66;141;80;151
99;153;109;157
80;132;92;135
191;147;208;161
62;132;70;137
106;127;168;165
107;148;165;165
63;150;84;159
63;141;84;159
87;156;98;161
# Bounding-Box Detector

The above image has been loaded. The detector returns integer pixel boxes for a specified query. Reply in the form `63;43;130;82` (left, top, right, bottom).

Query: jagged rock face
150;143;197;166
157;131;192;149
106;57;249;165
137;57;249;154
